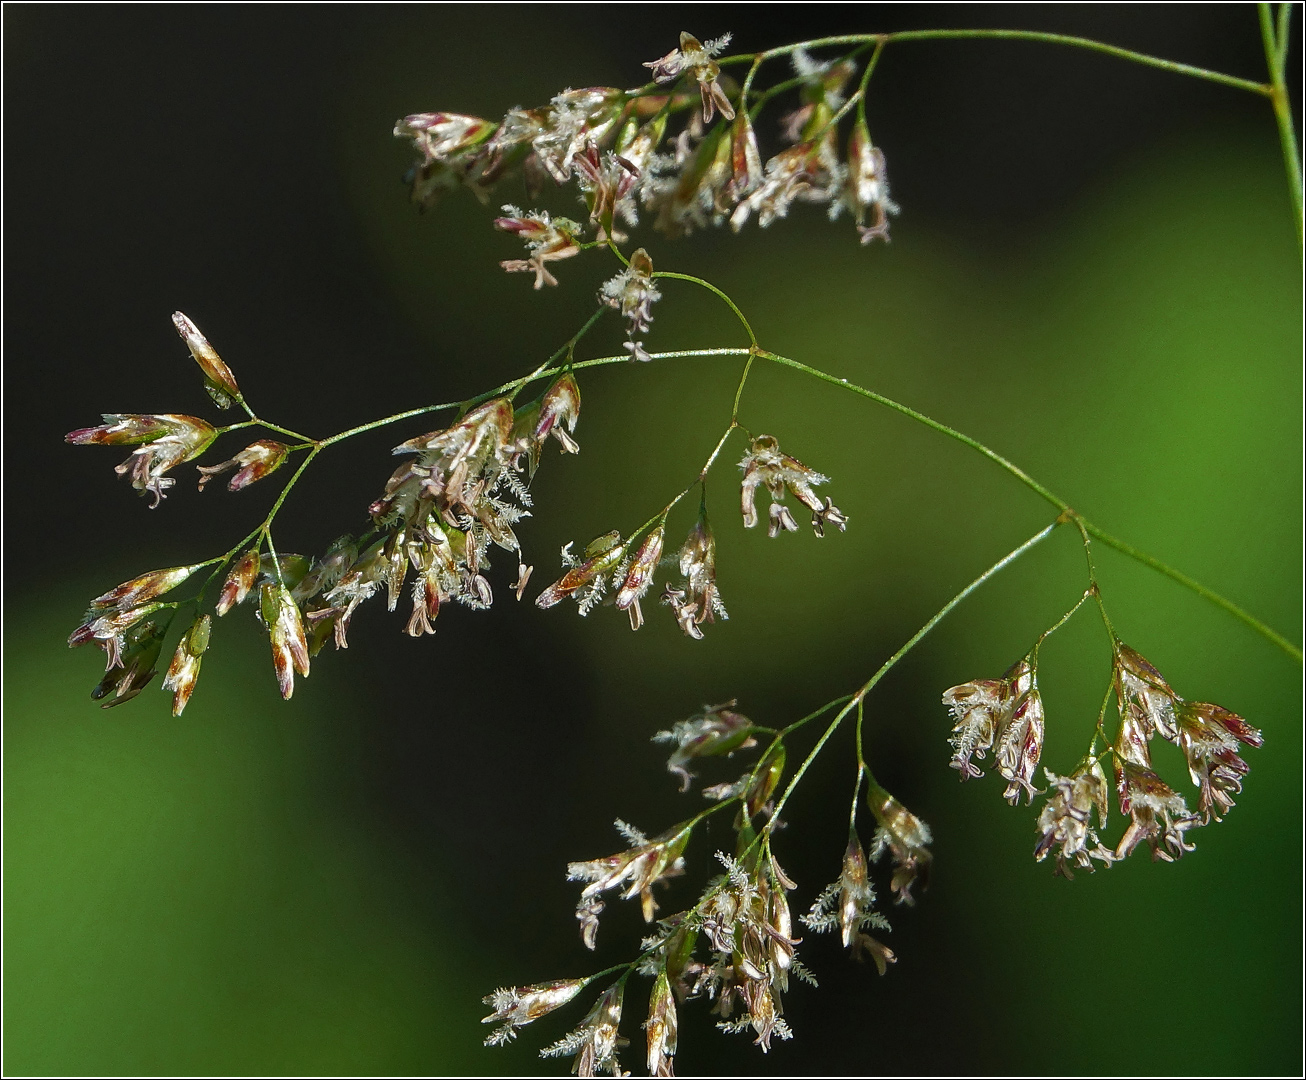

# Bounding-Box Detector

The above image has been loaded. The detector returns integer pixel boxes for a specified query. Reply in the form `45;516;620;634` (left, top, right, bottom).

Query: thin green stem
319;308;611;447
748;74;808;120
731;356;754;421
262;448;321;529
775;697;855;745
320;404;455;448
1083;522;1300;660
753;347;1299;660
1067;516;1118;642
605;239;631;268
255;419;317;444
854;698;867;769
740;54;766;106
766;521;1061;831
725;30;1270;96
1261;3;1304;246
885;28;1271;95
1092;677;1115;752
1275;3;1292;71
856;41;886;129
758;348;1068;510
652;272;759;348
220;416;316;445
1034;588;1094;654
262;528;284;587
850;756;865;828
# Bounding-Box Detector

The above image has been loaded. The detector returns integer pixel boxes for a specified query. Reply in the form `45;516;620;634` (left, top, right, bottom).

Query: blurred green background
5;5;1301;1076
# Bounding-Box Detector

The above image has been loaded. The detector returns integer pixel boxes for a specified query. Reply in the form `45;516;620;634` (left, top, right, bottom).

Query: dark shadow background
5;5;1302;1076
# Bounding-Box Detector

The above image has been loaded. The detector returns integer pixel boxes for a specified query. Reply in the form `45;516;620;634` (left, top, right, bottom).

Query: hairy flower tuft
599;248;661;361
803;830;893;972
1114;759;1202;862
567;820;692;949
541;982;626;1077
536;531;625;616
643;31;736;125
867;784;934;904
495;206;584;288
739;434;845;538
67;414;217;507
1033;759;1116;878
943;655;1044;803
481;978;586;1047
196;439;288;492
652;700;756;791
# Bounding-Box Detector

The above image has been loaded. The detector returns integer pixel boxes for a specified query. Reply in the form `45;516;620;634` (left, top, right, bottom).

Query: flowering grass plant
64;10;1301;1076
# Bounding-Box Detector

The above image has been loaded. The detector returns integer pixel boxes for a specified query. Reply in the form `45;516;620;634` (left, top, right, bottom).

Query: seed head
217;548;261;616
575;144;640;242
600;248;661;362
171;311;241;407
675;508;728;632
644;32;735;124
644;971;677;1077
802;830;894;972
481;978;586;1047
536;531;625;615
943;656;1044;803
651;700;755;791
1174;701;1262;823
68;414;217;507
739;434;845;537
541;981;626;1077
1113;643;1179;765
614;525;664;630
495;205;583;288
1033;759;1116;878
87;564;201;613
89;616;167;708
1114;759;1202;862
260;582;309;699
743;744;786;819
867;784;933;904
727;112;763;202
842;119;899;244
196;439;288;492
532;373;582;458
70;600;170;671
162;614;210;716
567;820;692;948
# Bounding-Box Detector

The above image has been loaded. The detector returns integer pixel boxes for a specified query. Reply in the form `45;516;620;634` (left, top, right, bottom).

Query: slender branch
856;41;887;129
757;348;1068;511
1260;3;1304;246
1275;2;1292;71
722;29;1271;97
754;347;1299;660
653;272;759;348
255;418;317;444
1084;522;1301;661
766;521;1062;830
